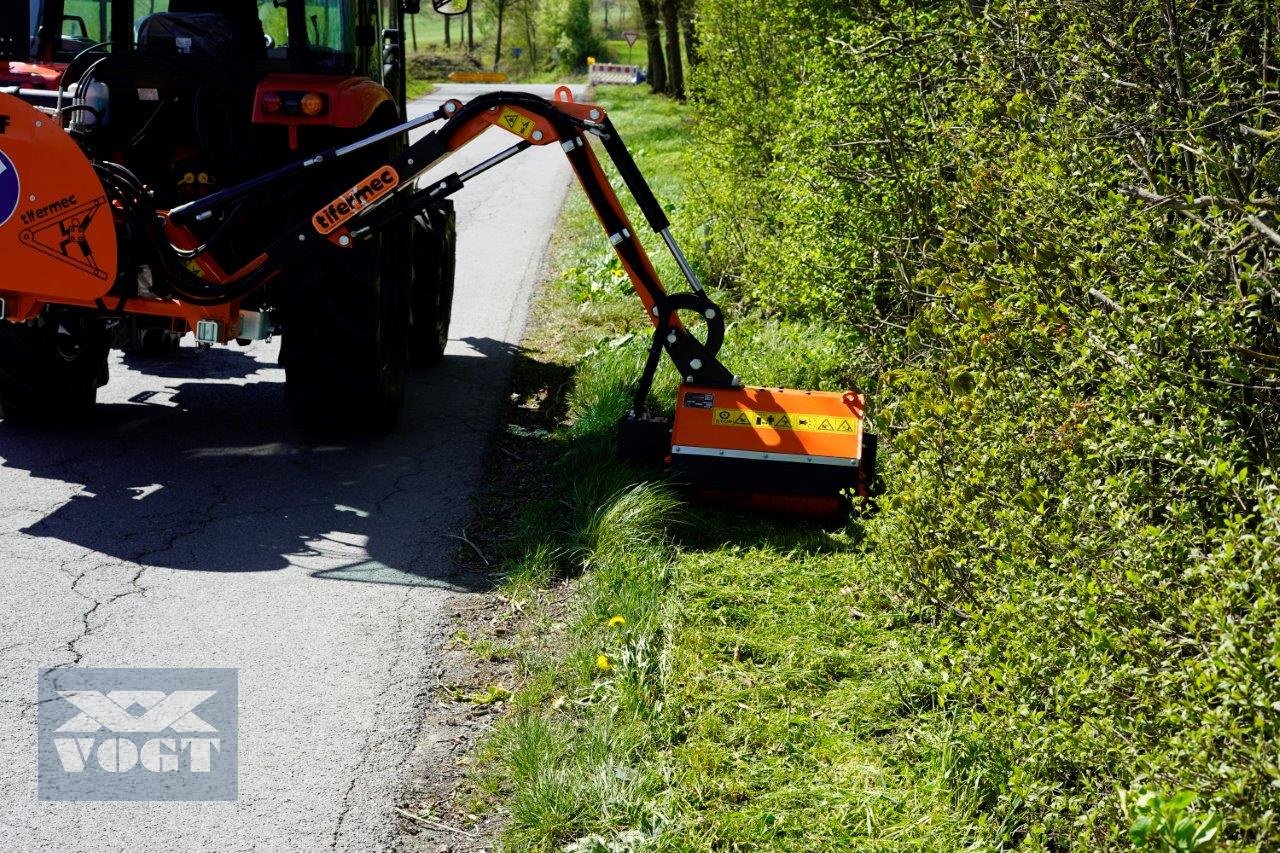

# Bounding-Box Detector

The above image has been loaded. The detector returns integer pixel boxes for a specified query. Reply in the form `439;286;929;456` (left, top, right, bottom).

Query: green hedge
688;0;1280;847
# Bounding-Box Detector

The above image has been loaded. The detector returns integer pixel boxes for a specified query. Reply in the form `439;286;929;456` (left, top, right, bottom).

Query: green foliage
1123;789;1221;852
479;20;1280;841
686;0;1280;847
557;0;603;70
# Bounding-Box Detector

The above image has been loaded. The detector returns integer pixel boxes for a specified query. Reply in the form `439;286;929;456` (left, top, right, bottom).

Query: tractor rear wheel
280;232;409;435
409;202;456;366
0;317;110;423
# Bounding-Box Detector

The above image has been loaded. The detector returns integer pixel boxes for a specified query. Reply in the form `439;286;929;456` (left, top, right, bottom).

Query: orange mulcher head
618;382;876;519
668;384;875;518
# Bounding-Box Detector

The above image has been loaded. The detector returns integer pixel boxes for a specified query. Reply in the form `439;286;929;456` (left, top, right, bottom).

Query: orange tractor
1;0;459;430
0;0;876;513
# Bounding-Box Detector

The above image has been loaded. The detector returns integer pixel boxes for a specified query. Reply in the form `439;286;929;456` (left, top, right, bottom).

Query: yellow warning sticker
498;109;537;140
711;408;858;435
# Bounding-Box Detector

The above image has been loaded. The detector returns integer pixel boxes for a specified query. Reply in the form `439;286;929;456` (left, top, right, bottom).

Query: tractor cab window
20;1;364;73
53;1;112;56
135;1;364;72
258;2;289;57
302;1;356;60
258;0;357;70
27;0;44;54
1;1;106;64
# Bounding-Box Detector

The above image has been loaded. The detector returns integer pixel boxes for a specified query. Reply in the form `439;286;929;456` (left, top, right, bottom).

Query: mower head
621;382;875;520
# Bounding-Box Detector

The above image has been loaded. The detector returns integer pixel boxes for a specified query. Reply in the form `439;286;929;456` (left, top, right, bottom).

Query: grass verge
459;86;977;850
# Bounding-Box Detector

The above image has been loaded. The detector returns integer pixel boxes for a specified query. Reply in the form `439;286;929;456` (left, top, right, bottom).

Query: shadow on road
119;345;264;380
0;339;537;591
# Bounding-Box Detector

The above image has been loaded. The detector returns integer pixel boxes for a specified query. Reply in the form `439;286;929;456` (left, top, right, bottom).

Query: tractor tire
280;230;409;435
409;202;456;366
0;317;110;423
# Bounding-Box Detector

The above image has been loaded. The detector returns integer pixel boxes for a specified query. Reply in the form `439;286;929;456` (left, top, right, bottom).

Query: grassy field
463;86;972;850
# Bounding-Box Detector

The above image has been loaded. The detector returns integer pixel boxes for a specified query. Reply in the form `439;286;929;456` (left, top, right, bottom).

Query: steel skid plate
0;93;116;302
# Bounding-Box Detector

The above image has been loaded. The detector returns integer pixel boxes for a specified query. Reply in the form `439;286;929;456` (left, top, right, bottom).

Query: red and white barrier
588;63;643;85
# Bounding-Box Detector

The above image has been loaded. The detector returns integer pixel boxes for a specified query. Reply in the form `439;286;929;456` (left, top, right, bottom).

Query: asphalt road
0;83;584;851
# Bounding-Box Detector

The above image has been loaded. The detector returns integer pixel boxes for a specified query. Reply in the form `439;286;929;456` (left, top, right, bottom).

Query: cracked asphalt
0;84;583;851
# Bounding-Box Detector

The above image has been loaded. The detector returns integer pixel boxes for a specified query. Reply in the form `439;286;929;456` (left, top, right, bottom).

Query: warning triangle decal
710;407;863;436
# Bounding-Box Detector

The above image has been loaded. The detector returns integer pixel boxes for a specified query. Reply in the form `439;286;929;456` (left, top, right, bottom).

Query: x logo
56;690;217;734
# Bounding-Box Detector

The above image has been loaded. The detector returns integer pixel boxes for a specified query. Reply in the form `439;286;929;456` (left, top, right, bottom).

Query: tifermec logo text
312;165;399;234
37;668;238;800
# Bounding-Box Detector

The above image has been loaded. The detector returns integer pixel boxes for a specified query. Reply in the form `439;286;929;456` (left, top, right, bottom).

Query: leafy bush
556;0;603;70
1123;789;1221;852
688;0;1280;847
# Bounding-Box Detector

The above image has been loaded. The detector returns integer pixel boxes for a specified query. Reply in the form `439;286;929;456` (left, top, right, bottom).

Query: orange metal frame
5;88;704;355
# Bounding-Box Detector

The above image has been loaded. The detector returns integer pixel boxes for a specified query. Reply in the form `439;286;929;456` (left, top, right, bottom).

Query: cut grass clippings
465;86;972;850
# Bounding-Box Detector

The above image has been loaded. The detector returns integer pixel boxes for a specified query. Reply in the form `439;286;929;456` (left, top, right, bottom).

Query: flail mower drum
663;385;874;519
620;370;875;520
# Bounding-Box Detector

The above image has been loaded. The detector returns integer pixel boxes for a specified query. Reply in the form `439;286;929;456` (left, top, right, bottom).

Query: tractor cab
7;1;395;76
0;0;474;230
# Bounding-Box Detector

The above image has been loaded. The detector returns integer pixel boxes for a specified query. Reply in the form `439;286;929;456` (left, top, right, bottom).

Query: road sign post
622;30;639;65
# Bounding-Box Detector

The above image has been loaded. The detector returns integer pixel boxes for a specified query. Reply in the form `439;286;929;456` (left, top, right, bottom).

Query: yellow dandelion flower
607;615;626;628
596;654;613;672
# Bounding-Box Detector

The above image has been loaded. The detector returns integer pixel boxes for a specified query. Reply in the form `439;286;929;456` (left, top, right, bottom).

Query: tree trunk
637;0;666;94
661;0;683;98
493;0;505;71
522;3;537;66
409;12;417;51
444;14;450;48
467;7;474;51
679;1;699;68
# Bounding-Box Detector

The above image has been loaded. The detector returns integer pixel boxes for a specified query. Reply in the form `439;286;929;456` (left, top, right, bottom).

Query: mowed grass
470;84;975;850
